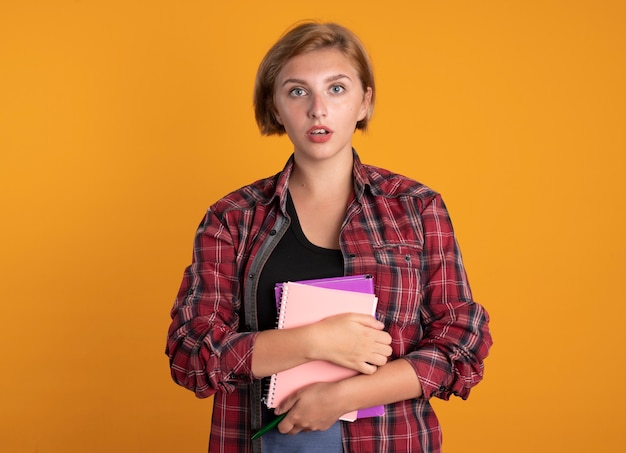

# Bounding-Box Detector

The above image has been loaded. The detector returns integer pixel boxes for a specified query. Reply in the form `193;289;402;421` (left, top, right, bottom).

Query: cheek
339;104;364;125
277;105;305;128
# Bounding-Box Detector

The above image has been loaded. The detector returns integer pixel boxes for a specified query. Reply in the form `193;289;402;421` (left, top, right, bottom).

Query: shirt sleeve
406;194;492;401
165;209;258;398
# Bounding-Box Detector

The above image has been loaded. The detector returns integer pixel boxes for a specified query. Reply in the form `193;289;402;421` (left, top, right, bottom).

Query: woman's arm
407;194;492;400
251;312;392;378
166;209;256;398
274;359;421;434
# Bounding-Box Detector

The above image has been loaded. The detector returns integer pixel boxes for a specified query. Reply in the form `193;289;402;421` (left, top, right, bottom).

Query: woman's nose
308;93;327;118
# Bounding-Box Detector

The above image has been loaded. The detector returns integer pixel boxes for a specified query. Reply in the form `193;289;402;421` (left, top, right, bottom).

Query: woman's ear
358;87;373;121
274;111;283;125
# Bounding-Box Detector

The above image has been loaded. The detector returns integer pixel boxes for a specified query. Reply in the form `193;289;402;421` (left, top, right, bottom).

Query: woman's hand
306;313;392;375
275;381;347;434
252;313;392;378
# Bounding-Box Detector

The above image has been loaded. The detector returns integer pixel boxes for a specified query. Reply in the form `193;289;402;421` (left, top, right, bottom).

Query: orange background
1;1;624;452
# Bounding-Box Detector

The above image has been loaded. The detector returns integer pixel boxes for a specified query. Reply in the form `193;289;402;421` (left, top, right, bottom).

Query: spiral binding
276;282;290;329
265;282;291;407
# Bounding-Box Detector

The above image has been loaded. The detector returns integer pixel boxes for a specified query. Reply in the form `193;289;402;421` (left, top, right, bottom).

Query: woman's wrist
300;322;324;362
333;376;362;414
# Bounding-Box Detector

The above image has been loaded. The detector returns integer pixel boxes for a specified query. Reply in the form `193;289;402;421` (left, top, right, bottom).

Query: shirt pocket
372;243;423;353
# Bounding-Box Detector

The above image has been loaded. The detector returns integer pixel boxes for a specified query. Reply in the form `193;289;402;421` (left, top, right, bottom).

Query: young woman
166;22;492;452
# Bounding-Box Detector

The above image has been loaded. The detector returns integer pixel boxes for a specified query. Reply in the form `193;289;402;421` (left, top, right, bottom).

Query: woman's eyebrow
281;78;307;86
326;73;351;83
281;74;352;86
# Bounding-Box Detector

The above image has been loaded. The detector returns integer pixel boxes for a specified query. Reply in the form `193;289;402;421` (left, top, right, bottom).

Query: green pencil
251;413;287;440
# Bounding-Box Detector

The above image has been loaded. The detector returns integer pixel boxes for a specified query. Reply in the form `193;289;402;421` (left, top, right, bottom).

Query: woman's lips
307;126;333;143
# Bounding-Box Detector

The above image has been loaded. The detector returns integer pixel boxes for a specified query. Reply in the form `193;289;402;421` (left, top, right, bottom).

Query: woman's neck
287;153;354;249
289;151;354;201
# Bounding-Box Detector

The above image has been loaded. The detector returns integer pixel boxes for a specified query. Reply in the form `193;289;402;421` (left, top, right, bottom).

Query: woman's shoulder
209;172;282;215
360;162;439;200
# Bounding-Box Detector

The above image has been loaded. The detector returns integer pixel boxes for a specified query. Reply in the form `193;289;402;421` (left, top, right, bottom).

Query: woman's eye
330;85;345;94
289;88;306;97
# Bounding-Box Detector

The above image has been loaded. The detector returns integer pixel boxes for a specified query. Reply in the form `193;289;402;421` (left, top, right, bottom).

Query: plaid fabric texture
166;152;492;452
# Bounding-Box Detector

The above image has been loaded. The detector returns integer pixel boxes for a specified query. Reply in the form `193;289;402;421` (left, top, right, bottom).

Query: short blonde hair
254;21;376;136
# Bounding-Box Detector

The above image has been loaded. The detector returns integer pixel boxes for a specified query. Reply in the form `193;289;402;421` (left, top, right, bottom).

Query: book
273;275;385;420
266;278;385;421
274;275;385;420
274;274;375;309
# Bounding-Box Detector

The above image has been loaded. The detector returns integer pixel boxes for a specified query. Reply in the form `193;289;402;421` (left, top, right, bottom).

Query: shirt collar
272;154;295;215
351;149;370;202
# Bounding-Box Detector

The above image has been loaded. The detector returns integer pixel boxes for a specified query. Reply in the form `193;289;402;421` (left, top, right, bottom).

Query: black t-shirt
257;191;344;331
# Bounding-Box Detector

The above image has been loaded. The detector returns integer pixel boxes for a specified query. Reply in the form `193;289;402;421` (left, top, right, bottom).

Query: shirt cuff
405;351;455;401
217;331;259;391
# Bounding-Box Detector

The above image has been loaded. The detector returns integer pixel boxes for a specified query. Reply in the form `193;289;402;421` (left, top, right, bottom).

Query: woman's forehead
278;49;359;82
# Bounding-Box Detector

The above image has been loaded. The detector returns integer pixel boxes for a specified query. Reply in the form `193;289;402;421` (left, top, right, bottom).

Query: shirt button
348;253;356;259
269;229;277;236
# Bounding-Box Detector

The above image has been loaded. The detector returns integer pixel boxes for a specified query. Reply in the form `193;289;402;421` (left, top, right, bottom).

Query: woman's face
273;48;372;163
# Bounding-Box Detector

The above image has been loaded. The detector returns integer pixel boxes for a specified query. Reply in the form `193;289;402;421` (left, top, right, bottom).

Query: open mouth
306;126;332;142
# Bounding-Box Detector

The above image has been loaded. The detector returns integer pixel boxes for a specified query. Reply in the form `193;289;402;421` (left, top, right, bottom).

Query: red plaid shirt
166;152;492;452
